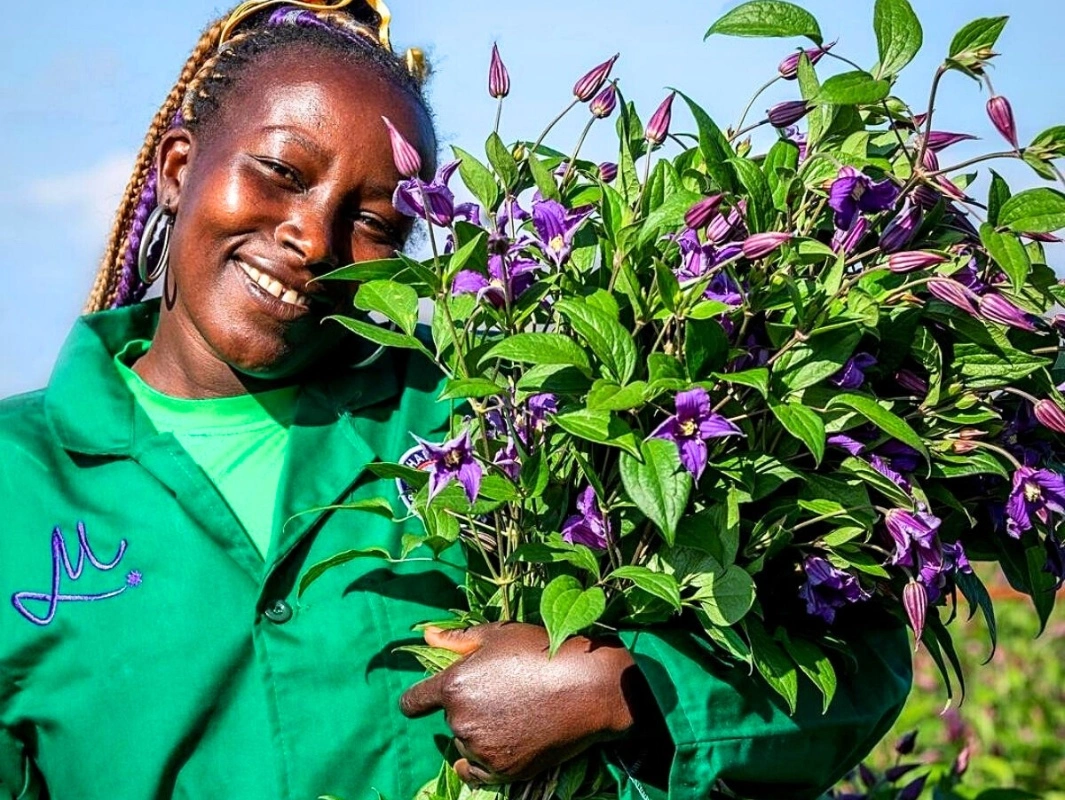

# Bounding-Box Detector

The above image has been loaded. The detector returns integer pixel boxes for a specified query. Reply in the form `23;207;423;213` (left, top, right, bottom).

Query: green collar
44;299;401;457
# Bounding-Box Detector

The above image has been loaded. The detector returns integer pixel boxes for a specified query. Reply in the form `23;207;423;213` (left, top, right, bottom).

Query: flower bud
879;200;922;254
777;40;835;79
488;43;510;99
645;92;676;145
924;130;978;152
1035;399;1065;434
598;161;618;183
767;100;811;128
954;744;971;776
902;580;927;644
832;216;868;254
685;194;724;230
512;142;527;161
895;369;928;396
898;775;928;800
979;292;1038;332
573;54;619;101
741;232;791;259
887;250;947;273
911;184;941;209
987;95;1019;149
382;115;422;178
1026;231;1064;243
590;83;618;119
858;764;877;789
894;730;918;756
927;278;979;314
885;764;920;783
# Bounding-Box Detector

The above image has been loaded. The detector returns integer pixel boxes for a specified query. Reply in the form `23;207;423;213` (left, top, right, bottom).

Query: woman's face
155;47;435;381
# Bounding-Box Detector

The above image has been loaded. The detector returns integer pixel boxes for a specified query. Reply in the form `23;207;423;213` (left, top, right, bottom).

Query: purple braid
112;167;157;308
267;7;376;49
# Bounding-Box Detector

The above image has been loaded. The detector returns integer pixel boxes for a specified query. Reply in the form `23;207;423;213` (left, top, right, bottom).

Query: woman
0;2;912;798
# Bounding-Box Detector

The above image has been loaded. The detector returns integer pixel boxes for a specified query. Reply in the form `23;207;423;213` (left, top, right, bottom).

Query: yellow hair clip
219;0;392;50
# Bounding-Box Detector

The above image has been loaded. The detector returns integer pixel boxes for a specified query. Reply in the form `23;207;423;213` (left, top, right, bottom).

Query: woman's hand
399;622;653;785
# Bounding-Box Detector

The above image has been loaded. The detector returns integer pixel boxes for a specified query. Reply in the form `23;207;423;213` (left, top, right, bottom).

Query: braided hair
86;3;431;313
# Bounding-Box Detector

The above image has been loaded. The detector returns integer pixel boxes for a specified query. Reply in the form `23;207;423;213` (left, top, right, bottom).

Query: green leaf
691;565;756;626
827;393;929;463
948;16;1009;59
452;145;501;210
713;368;770;398
638;189;702;246
443;230;488;286
512;542;601;580
393;645;462;673
1030;125;1065;157
705;1;823;44
527;152;562;203
773;328;860;392
729;157;774;233
540;575;606;656
769;400;826;465
764;139;800;213
516;364;593;396
553;409;642;458
815;71;891;105
955;569;997;662
999;187;1065;233
317;257;406;283
619;438;693;545
674;90;736;193
485;132;518;190
326;315;431;355
747;619;799;713
873;0;923;78
796;52;831;148
838;456;913;508
367;462;429;487
438;378;505;402
354;280;419;337
299;546;393;596
586;380;648;412
609;566;682;611
781;636;838;713
987;169;1011;226
685;317;729;380
482;333;591;371
980;223;1031;292
556;299;638;384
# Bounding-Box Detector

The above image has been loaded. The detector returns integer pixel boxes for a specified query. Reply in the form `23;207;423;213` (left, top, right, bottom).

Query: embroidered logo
11;522;140;627
395;443;431;513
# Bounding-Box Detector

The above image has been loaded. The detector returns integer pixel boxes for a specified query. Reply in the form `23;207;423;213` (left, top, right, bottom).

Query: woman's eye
257;158;305;191
356;213;400;243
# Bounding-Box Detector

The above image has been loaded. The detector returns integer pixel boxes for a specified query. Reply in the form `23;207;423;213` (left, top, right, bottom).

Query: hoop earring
138;205;175;285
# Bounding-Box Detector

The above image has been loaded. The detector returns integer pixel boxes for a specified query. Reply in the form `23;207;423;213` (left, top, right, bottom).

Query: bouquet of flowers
303;1;1065;797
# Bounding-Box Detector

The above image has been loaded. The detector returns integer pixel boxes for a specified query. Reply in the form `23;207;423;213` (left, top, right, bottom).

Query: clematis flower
573;54;618;101
895;369;929;396
651;388;743;480
645;92;676;145
827;433;866;456
527;198;592;267
393;160;460;227
831;216;868;255
927;278;980;315
589;83;618;119
493;438;520;481
706;201;747;243
1006;466;1065;537
519;393;558;444
870;454;909;490
828;167;899;229
488;43;510;99
767;100;811;128
382;115;422;178
987;95;1019;149
887;250;946;273
673;229;742;302
1034;399;1065;434
829;352;876;389
598;162;618;183
685;195;724;231
978;293;1039;332
798;555;869;624
923;130;978;152
885;508;941;570
741;232;791;259
902;580;928;642
452;251;540;307
777;41;835;79
414;430;482;503
496;195;530;233
561;485;611;550
878;199;921;253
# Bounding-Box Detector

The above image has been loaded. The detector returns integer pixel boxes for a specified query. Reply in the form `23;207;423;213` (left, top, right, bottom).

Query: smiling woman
0;2;910;800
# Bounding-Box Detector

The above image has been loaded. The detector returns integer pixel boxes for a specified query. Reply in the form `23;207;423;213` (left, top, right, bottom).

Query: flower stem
494;97;504;137
923;151;1020;178
530;97;580;156
735;76;781;132
561;114;597;187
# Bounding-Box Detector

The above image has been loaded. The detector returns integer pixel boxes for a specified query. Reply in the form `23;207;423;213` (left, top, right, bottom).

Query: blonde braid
85;18;227;313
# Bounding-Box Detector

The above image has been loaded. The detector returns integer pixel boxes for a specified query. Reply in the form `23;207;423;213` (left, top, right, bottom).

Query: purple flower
878;199;922;253
828;167;899;229
496;196;530;233
382;115;422;179
927;278;980;315
978;293;1039;332
767;100;811;128
784;126;809;163
573;54;618;102
831;216;868;255
685;195;724;231
870;454;909;490
598;162;618;183
885;508;940;569
673;230;742;303
895;369;929;396
1006;466;1065;537
923;130;978;152
393;160;460;227
651;388;743;480
488;43;510;99
452;251;540;308
414;430;483;503
827;433;866;456
887;250;946;273
741;232;791;259
777;41;835;79
902;580;928;643
1034;399;1065;434
590;82;618;119
830;352;876;389
645;92;675;145
706;202;746;243
943;541;972;575
799;556;869;624
493;438;520;481
987;95;1019;149
895;730;918;756
561;486;611;550
520;393;558;444
527;198;592;268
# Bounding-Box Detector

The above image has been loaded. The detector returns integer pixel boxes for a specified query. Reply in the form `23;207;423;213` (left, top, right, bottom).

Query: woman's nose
276;210;337;268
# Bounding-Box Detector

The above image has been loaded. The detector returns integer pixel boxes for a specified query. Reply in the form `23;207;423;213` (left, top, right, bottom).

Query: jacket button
263;599;293;624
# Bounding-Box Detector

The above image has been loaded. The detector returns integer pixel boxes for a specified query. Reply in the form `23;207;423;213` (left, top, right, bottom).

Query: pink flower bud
924;130;978;152
902;580;927;645
645;92;676;145
887;251;947;273
767;100;811;128
488;43;510;99
979;292;1038;331
590;83;618;119
573;54;619;102
598;162;618;183
987;95;1019;149
684;194;724;230
954;745;971;777
927;278;979;315
777;40;835;79
741;232;791;259
381;116;422;179
1035;399;1065;434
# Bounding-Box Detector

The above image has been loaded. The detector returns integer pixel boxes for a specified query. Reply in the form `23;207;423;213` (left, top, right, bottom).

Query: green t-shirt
114;340;297;559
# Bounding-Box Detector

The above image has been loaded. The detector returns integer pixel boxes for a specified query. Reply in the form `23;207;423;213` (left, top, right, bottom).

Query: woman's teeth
238;261;309;308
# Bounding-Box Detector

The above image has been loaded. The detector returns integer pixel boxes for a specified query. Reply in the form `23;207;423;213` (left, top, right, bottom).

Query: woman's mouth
237;260;311;308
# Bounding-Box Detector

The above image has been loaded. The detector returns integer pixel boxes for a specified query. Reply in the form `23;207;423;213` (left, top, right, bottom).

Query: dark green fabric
0;300;912;799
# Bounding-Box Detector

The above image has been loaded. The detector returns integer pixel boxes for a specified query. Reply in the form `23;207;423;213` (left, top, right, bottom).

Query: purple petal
393;180;425;219
675;388;711;424
679;437;708;480
456;460;483;503
452;270;490;296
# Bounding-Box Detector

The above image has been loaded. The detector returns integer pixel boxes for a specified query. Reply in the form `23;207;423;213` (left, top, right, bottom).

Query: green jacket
0;301;912;800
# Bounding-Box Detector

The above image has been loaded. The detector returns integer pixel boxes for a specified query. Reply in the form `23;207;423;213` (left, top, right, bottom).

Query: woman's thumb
423;625;486;656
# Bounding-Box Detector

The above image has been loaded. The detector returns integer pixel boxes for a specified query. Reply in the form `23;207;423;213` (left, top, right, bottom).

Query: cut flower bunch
303;1;1065;797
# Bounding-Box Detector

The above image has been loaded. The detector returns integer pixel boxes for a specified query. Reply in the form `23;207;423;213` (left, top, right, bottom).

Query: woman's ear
157;128;194;212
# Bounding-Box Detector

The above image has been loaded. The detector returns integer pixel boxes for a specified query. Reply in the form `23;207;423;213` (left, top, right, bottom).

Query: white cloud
27;153;134;248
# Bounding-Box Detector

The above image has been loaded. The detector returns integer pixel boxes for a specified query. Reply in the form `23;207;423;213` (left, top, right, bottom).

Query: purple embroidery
11;522;139;627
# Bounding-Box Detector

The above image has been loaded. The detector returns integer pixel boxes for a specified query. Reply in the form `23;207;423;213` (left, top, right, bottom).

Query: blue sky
2;0;1063;397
